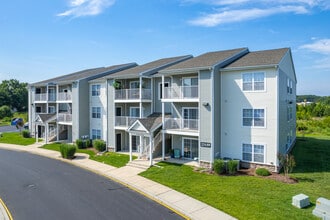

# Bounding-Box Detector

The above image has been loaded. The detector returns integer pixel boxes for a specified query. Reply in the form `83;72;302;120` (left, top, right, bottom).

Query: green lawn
140;135;330;220
41;143;136;168
0;132;36;145
0;112;28;126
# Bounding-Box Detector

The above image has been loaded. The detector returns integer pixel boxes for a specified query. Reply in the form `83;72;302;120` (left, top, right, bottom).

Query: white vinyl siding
242;72;265;91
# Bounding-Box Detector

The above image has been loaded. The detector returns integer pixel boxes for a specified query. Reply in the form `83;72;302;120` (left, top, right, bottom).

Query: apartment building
28;47;296;171
28;63;137;143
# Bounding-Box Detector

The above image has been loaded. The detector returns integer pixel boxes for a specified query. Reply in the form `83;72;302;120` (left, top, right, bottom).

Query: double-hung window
92;107;101;119
92;85;101;96
92;129;101;139
242;143;265;163
242;72;265;91
243;109;265;127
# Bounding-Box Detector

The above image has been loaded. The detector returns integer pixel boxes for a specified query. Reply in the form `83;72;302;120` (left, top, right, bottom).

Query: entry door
116;133;121;151
183;138;198;159
183;108;198;129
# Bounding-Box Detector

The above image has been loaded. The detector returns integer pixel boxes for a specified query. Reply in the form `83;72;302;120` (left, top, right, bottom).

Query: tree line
296;95;330;119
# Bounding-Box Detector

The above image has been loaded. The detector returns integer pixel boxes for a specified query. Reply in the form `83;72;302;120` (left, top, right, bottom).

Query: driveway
0;149;183;220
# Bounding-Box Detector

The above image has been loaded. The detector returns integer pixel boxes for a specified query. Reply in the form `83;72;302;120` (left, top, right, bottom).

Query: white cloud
57;0;115;17
300;39;330;54
189;6;308;27
187;0;329;27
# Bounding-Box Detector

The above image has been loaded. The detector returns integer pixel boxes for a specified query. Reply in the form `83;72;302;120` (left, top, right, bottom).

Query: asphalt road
0;126;18;133
0;149;184;220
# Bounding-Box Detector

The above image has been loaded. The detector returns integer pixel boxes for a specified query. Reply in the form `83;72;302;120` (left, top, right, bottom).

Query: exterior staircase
126;159;152;170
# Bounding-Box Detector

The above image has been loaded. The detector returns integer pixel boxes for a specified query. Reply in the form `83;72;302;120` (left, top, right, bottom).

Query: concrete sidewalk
0;143;236;220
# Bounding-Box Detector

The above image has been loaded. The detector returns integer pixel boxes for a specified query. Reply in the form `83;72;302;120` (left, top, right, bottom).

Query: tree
278;153;296;178
0;79;28;112
0;105;12;119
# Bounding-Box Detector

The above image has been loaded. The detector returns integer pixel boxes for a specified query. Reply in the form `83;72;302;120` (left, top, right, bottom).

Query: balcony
164;118;199;132
58;113;72;123
115;89;151;101
163;86;198;101
58;92;72;101
115;116;139;128
34;93;47;102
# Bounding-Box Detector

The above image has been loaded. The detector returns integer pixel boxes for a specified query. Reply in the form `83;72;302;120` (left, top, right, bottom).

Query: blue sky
1;0;330;95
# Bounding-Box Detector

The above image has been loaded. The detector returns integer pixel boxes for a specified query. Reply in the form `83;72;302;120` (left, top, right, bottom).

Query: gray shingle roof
106;55;192;79
160;48;248;73
224;48;289;69
31;63;137;86
36;113;56;123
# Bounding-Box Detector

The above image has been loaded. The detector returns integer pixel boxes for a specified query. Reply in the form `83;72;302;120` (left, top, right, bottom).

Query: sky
1;0;330;96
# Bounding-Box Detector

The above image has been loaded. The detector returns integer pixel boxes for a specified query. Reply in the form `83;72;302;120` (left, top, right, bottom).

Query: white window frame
130;81;140;89
48;106;56;114
92;107;101;119
242;108;266;128
182;137;199;159
242;72;265;92
92;129;101;139
242;143;266;163
92;84;101;96
158;81;169;100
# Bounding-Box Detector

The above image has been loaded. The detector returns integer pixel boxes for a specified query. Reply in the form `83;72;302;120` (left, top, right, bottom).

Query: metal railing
164;118;199;131
115;116;139;127
163;86;198;99
34;93;47;101
58;92;72;101
58;113;72;123
115;89;151;100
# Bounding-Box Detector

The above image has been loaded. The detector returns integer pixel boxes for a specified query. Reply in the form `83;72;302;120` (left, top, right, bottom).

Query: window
183;138;198;159
287;106;293;121
242;143;265;163
243;109;265;127
159;82;169;99
130;81;140;89
36;106;42;113
48;106;56;114
92;85;101;96
242;72;264;91
183;108;198;129
287;78;293;94
92;107;101;118
130;107;140;117
182;77;198;98
92;129;101;139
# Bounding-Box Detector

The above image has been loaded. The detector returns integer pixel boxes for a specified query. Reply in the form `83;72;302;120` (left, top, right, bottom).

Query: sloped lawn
42;143;136;168
0;132;36;145
140;135;330;220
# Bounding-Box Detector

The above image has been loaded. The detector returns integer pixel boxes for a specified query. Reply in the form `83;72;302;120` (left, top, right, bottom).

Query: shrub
93;139;106;152
0;105;12;119
278;153;296;177
213;159;225;174
227;160;239;175
22;130;30;138
75;139;84;149
256;168;271;176
60;144;76;159
86;139;92;148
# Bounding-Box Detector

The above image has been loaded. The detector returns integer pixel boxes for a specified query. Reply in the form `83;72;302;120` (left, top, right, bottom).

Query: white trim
130;81;139;89
241;142;267;164
129;106;140;117
241;107;267;128
241;72;266;92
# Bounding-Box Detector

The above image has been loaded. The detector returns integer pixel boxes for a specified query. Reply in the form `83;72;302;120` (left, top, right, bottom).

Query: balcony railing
164;118;199;131
58;92;72;101
115;116;139;128
58;113;72;123
35;93;47;101
163;86;198;100
115;89;151;100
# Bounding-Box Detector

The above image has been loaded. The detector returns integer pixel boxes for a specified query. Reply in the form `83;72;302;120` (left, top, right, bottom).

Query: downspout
210;67;215;167
106;79;109;151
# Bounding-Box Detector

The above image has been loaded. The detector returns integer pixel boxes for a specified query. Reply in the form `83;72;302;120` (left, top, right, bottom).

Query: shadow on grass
291;137;330;173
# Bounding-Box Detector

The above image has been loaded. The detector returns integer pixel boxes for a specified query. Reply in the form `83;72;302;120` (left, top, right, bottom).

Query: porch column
139;135;143;159
45;123;48;144
139;77;142;118
129;133;132;162
161;74;165;161
36;124;38;143
149;135;153;166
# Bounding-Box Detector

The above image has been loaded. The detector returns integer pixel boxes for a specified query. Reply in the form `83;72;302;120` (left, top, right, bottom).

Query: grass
0;132;36;146
41;143;136;168
140;135;330;220
0;112;28;126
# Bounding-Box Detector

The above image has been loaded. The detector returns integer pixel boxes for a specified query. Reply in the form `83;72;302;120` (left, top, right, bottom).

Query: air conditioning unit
292;194;310;208
313;197;330;219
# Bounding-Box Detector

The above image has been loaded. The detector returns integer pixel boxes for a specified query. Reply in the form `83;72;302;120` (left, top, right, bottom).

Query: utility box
292;194;310;208
313;197;330;219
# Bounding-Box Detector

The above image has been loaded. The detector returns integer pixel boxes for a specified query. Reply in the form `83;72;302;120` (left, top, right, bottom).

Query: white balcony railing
164;118;199;131
115;89;151;100
34;93;47;101
163;86;198;100
58;113;72;123
58;92;72;101
115;116;139;128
